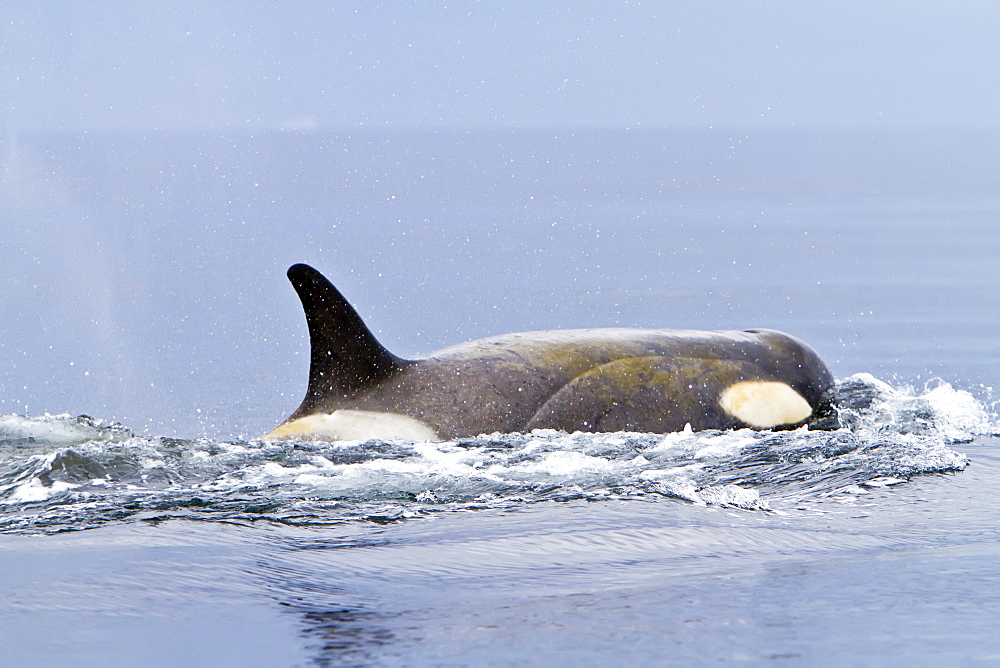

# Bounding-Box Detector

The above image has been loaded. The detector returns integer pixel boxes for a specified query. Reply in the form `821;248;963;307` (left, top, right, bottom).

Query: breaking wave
1;374;994;534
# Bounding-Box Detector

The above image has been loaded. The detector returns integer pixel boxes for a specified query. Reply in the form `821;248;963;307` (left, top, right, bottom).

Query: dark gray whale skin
267;264;837;440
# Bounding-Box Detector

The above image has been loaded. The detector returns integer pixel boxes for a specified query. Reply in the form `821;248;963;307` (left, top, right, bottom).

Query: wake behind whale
0;374;989;534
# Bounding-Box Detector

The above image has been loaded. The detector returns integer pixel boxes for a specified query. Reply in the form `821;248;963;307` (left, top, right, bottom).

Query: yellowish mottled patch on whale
718;381;812;428
264;410;438;442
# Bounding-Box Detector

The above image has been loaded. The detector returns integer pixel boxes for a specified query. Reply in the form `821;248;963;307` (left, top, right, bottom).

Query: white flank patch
718;381;812;428
263;410;439;442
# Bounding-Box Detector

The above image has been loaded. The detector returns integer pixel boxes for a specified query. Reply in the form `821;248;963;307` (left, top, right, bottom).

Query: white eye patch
719;381;812;429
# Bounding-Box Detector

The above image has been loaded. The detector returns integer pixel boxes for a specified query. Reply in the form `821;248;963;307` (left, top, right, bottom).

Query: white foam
861;477;906;487
648;428;757;459
637;464;705;481
412;443;487;476
920;381;995;441
846;372;896;396
6;478;78;504
652;480;770;510
501;450;620;476
0;413;120;446
344;459;426;475
838;373;996;442
1;379;984;528
697;484;770;510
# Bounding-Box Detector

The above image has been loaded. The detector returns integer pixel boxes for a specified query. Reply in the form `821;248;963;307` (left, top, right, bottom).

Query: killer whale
265;264;837;442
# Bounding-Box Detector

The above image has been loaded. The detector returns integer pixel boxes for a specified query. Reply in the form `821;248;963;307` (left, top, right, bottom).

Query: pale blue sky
2;1;998;132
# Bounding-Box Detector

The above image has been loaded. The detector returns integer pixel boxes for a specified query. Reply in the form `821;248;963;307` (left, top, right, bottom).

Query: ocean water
1;129;998;665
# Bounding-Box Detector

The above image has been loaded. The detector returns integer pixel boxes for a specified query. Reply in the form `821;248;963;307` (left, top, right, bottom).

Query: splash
0;413;133;450
834;373;996;442
0;374;991;533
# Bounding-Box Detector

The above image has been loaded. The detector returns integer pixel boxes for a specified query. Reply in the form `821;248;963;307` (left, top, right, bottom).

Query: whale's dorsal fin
287;264;409;414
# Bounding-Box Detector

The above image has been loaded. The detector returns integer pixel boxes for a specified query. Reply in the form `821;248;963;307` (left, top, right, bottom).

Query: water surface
1;129;998;665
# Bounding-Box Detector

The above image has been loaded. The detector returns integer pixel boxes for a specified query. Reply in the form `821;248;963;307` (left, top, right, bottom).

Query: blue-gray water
1;129;998;665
